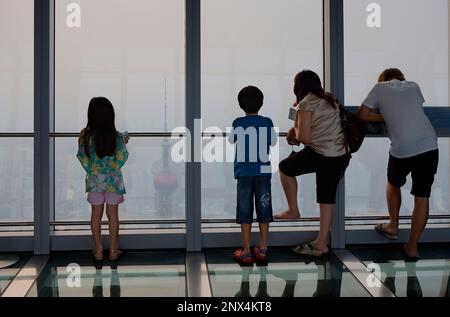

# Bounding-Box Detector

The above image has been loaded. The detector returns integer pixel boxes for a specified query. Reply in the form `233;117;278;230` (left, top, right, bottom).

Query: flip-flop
375;224;398;240
403;245;420;262
292;242;329;258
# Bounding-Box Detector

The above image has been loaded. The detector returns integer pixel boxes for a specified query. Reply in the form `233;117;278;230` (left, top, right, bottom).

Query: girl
275;70;351;257
77;97;129;261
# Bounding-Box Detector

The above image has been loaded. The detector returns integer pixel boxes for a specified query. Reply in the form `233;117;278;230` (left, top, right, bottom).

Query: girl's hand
121;131;130;144
78;128;86;144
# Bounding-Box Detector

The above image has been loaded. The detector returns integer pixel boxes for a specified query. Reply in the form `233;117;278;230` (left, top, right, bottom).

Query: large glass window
344;0;450;217
346;139;450;217
54;0;185;222
201;138;319;220
55;137;185;221
0;0;34;133
201;0;323;220
55;0;185;133
0;0;33;224
344;0;448;108
0;138;33;222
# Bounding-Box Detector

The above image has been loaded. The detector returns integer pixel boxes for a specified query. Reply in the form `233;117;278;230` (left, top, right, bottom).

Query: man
358;68;439;260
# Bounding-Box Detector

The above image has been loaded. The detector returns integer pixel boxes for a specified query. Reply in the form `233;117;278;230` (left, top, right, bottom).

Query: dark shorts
279;147;351;204
236;176;273;224
388;149;439;198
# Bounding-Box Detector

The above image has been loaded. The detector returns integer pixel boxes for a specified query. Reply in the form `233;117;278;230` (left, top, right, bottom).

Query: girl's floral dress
77;133;129;194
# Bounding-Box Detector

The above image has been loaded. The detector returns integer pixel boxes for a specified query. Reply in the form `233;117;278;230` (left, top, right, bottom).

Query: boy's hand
286;128;299;146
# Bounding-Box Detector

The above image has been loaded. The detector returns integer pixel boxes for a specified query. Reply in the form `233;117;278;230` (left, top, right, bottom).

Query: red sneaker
233;249;255;264
253;247;269;262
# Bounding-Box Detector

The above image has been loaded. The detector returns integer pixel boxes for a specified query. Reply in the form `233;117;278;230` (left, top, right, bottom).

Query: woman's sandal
109;249;123;261
375;223;398;240
92;250;104;261
292;242;329;258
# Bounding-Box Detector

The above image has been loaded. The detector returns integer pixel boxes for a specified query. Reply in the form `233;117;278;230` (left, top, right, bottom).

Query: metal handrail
49;132;182;138
2;214;450;227
0;133;34;137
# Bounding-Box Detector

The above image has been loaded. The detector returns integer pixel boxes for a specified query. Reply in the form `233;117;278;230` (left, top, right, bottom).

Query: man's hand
358;105;384;123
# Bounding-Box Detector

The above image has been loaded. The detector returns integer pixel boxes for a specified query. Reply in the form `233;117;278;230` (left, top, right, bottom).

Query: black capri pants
279;147;351;204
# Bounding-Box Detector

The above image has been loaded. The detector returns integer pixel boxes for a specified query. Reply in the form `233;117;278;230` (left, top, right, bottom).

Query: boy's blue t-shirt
228;115;277;178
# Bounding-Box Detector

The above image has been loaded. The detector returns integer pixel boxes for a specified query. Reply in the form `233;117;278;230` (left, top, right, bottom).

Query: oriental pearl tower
153;79;178;217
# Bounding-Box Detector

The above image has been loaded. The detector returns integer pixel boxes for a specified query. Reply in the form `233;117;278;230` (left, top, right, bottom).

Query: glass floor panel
350;244;450;297
205;248;370;297
26;251;186;297
0;254;31;295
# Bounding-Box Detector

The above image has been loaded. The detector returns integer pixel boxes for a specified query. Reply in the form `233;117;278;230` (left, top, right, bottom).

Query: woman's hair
293;70;336;109
83;97;117;159
378;68;405;82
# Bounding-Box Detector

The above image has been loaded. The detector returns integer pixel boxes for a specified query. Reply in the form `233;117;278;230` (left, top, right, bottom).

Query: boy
228;86;277;264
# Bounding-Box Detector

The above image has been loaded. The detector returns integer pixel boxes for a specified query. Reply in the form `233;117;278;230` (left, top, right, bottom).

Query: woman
275;70;351;257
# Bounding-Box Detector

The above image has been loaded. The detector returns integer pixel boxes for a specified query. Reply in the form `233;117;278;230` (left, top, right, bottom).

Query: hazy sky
0;0;449;221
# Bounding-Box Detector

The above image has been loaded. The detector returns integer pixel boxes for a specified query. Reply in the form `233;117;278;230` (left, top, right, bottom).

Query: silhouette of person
233;255;347;297
92;268;121;297
254;265;270;297
446;274;450;297
372;258;424;297
234;264;253;297
405;260;423;297
92;269;103;297
110;269;121;297
312;258;342;297
270;265;298;297
379;261;397;294
234;263;271;297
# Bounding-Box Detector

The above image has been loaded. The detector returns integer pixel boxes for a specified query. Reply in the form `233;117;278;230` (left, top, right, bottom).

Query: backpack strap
337;101;350;154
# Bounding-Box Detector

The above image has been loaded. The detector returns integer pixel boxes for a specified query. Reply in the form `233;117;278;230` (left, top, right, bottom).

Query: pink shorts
87;192;124;205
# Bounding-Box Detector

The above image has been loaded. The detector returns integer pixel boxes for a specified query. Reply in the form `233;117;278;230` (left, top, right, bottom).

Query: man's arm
357;105;384;123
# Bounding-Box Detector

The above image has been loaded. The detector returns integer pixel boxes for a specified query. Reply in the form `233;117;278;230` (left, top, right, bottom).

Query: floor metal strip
333;249;396;298
185;252;212;297
439;259;450;297
1;255;49;297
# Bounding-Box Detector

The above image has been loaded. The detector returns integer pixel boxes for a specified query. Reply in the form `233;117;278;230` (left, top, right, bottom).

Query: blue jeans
236;176;273;224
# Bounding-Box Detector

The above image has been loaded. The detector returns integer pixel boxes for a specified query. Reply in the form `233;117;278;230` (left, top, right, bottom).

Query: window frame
1;0;450;254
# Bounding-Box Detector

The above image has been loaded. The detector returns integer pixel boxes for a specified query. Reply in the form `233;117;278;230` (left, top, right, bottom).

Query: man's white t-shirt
362;79;438;158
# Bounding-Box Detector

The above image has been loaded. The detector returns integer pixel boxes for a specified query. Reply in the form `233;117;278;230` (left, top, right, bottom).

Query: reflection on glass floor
205;249;369;297
26;251;186;297
0;254;30;296
6;245;450;297
350;244;450;297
